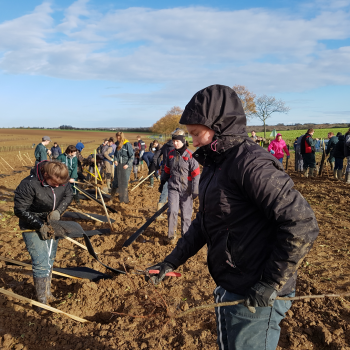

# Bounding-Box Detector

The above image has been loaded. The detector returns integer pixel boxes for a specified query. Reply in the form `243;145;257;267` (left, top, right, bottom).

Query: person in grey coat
159;129;200;243
111;132;134;203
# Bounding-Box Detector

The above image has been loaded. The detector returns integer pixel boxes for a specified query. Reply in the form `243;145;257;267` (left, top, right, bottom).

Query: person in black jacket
14;161;73;309
333;134;345;180
300;129;319;178
152;139;174;215
147;85;319;350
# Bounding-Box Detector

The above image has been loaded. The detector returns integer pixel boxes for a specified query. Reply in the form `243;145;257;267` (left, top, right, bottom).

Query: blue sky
0;0;350;128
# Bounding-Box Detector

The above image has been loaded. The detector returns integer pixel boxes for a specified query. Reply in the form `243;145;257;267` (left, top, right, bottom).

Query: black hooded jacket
152;140;174;169
334;135;345;159
14;161;73;230
165;85;319;296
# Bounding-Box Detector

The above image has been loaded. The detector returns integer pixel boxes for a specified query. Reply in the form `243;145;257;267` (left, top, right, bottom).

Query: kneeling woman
14;161;73;307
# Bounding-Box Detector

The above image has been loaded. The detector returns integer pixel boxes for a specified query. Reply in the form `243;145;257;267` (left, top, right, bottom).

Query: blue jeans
214;286;294;350
159;181;168;204
22;231;59;278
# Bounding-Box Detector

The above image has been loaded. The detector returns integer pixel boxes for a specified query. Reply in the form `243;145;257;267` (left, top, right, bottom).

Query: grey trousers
167;189;193;238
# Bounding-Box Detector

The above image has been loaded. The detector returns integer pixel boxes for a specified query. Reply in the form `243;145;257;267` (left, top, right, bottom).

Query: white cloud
0;0;349;100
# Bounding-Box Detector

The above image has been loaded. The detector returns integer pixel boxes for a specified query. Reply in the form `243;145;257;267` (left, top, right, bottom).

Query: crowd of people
15;84;325;350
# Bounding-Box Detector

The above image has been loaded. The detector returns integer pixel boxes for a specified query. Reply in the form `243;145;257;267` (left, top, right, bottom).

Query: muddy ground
0;129;350;349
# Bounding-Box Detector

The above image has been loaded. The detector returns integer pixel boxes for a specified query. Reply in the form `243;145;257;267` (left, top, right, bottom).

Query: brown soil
0;129;350;349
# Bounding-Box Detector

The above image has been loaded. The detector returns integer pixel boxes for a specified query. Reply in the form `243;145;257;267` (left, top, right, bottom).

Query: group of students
19;85;320;350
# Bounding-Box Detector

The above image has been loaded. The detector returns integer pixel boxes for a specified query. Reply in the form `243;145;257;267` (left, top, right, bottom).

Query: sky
0;0;350;128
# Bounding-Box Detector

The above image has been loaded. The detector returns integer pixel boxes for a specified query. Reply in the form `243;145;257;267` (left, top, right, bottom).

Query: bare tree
232;85;256;120
252;95;290;138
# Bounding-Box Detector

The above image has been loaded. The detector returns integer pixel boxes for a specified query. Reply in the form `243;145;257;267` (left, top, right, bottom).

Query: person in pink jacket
268;133;290;166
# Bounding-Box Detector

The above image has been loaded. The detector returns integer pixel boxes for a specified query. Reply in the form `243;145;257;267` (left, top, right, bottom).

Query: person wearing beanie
147;85;319;350
267;133;290;168
158;128;200;243
34;136;52;165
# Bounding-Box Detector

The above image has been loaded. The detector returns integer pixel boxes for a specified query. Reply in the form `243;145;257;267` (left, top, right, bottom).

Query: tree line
151;85;290;138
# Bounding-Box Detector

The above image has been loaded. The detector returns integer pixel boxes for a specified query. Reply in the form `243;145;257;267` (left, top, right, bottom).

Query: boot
303;168;308;178
333;169;338;180
337;170;343;181
110;187;118;199
346;172;350;184
309;168;315;178
74;194;81;207
156;203;166;221
33;276;49;312
148;176;154;188
46;268;56;302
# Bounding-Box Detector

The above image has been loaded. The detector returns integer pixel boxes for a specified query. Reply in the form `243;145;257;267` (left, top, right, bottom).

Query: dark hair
41;162;69;183
108;137;114;142
54;142;58;145
153;139;159;144
251;130;256;133
65;145;77;154
135;150;140;158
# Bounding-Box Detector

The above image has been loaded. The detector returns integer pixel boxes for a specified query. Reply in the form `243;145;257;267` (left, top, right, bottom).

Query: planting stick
131;171;155;192
94;150;97;199
21;229;88;252
79;180;109;195
0;287;89;323
67;206;105;223
175;292;350;318
19;151;27;165
98;188;113;232
0;161;8;170
17;155;25;166
0;256;81;279
96;164;102;181
83;168;102;182
1;157;14;170
73;186;118;213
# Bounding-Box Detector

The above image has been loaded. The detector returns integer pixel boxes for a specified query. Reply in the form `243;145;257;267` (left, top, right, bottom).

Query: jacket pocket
225;230;244;274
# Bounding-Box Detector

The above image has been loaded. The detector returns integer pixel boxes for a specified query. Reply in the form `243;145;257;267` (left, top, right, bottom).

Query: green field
255;128;349;142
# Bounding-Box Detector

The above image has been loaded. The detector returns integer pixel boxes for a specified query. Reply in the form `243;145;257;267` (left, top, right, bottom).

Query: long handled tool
285;145;289;170
97;188;113;232
0;287;89;323
67;206;105;223
0;256;82;279
0;157;14;170
131;171;155;192
74;185;118;213
123;202;169;247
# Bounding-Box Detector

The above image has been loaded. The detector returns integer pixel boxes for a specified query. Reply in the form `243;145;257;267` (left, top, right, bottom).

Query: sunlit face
44;174;62;187
173;139;184;149
277;135;282;141
328;133;332;139
186;124;215;148
117;135;121;142
251;131;256;137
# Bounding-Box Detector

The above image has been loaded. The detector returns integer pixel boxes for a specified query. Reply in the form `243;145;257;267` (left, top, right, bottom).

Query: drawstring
211;140;218;152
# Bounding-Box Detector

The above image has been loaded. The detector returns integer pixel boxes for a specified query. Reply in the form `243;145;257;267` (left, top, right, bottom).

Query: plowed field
0;129;349;350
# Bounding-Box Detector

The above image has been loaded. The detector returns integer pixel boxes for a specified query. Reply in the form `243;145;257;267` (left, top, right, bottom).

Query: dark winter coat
138;139;146;152
161;147;200;196
56;153;78;180
334;135;345;159
34;143;48;162
152;140;174;169
50;146;62;159
142;152;154;168
164;84;319;296
326;136;338;157
301;133;317;154
344;132;350;158
14;161;73;230
114;140;134;167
